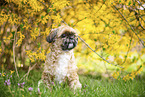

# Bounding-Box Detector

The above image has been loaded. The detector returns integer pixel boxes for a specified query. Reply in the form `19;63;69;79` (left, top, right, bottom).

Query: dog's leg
42;71;54;89
68;71;82;90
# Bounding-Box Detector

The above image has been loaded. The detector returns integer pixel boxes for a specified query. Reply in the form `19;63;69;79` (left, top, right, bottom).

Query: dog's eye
61;34;66;38
70;35;74;39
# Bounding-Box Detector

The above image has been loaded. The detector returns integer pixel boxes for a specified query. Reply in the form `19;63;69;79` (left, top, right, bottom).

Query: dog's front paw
70;80;82;91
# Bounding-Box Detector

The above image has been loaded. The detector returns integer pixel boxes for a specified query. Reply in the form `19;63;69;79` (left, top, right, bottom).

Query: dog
41;25;82;90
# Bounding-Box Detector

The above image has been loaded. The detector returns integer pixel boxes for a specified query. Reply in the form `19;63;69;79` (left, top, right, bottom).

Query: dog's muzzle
61;35;78;51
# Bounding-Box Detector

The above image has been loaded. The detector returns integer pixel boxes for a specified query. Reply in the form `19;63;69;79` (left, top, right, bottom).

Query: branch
78;35;124;68
113;5;145;47
136;0;145;10
120;35;132;65
127;5;145;30
19;63;37;82
79;32;107;36
139;19;145;30
9;2;20;78
13;27;19;78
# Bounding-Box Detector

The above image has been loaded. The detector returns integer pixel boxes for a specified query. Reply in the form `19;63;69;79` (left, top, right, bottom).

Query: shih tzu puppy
41;25;82;90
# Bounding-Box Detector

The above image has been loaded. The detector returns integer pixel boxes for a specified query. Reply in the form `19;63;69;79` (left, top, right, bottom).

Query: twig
101;50;111;78
136;0;145;10
19;63;37;82
78;35;124;68
120;35;132;65
139;19;145;30
61;19;69;25
10;2;19;78
113;5;145;47
2;39;15;40
80;32;107;36
13;27;19;78
127;4;145;30
37;0;47;7
26;63;37;80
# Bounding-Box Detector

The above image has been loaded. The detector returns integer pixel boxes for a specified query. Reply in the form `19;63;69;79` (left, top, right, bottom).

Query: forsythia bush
0;0;145;80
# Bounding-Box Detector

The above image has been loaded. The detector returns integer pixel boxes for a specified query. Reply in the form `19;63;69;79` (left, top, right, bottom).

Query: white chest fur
55;53;71;83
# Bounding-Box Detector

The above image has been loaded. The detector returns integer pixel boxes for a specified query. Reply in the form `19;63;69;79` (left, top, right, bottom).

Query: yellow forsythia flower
112;71;120;79
0;48;2;53
10;70;15;74
2;73;5;76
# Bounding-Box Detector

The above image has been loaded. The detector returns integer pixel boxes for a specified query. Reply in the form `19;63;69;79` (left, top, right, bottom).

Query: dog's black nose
70;35;74;39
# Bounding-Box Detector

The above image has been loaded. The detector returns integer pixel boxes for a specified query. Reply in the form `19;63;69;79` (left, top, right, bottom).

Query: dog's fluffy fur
42;25;82;90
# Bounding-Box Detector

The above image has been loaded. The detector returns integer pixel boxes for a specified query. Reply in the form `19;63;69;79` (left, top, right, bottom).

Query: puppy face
46;26;78;51
60;31;78;51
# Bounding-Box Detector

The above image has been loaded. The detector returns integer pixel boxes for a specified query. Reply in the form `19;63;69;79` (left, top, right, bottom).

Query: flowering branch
78;35;124;68
113;5;145;47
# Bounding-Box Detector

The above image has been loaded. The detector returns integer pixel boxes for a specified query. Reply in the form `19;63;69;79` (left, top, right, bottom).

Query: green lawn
0;70;145;97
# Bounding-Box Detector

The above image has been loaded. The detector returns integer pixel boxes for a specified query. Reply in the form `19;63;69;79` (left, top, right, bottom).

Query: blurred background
0;0;145;80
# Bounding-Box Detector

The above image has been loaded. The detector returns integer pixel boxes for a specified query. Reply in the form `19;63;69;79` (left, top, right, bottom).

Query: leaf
20;24;24;31
47;9;50;13
37;42;41;48
52;8;56;12
128;1;131;5
112;30;116;34
12;31;15;38
41;16;44;19
103;48;106;51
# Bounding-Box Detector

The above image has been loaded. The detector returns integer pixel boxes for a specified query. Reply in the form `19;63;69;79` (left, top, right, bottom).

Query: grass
0;70;145;97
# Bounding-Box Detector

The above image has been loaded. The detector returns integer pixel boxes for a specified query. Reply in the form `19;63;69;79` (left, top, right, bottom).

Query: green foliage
0;70;145;97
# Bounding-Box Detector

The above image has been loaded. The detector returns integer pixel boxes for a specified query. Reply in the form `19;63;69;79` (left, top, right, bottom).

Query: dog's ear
46;29;58;43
